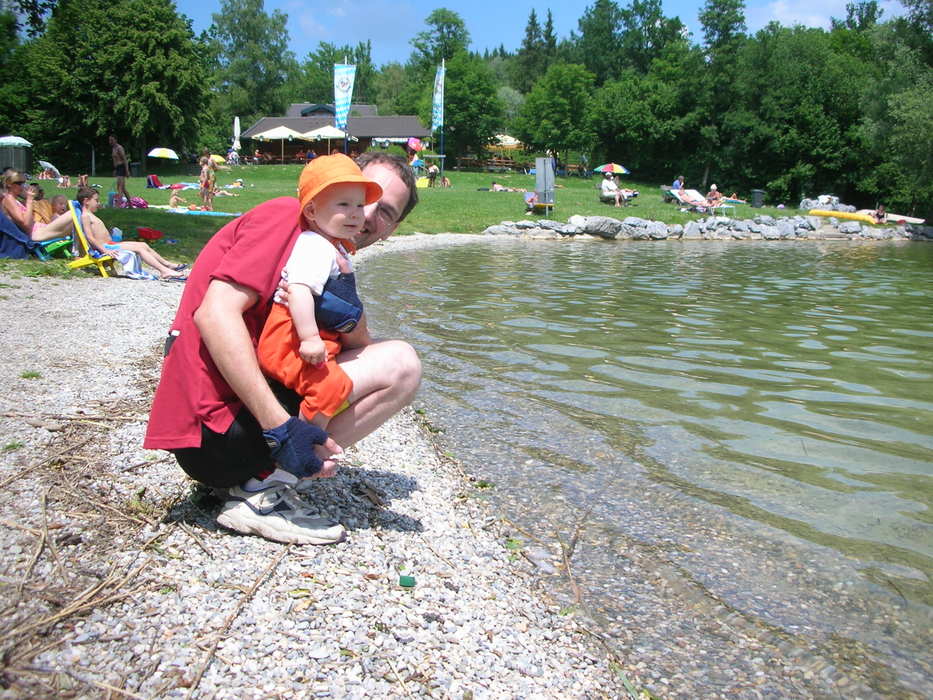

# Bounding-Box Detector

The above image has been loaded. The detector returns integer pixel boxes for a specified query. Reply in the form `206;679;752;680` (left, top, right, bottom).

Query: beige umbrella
252;125;305;162
300;125;359;154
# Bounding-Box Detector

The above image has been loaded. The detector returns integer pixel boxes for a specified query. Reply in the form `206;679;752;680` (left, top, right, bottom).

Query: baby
258;154;382;429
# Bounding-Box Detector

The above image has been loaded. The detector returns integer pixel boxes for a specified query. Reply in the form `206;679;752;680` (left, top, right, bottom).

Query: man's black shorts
114;164;127;177
172;383;300;488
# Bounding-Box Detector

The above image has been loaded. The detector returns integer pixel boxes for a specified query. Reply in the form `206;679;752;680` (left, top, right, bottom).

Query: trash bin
129;161;141;178
751;189;765;208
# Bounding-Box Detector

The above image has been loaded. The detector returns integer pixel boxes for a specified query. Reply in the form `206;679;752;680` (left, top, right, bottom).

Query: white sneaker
216;480;345;545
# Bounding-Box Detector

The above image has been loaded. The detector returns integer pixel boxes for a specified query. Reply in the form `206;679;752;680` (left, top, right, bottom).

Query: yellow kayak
808;209;876;224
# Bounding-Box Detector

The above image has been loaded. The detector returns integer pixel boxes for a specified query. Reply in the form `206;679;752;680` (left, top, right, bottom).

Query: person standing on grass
144;152;421;546
109;135;131;205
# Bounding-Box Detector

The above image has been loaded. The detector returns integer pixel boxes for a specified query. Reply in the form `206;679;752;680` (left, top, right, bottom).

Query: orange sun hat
297;154;382;225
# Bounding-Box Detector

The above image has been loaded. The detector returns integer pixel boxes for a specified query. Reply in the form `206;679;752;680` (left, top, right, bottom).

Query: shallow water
362;239;933;697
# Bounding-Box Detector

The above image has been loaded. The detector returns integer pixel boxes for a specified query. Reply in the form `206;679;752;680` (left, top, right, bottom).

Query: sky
174;0;906;67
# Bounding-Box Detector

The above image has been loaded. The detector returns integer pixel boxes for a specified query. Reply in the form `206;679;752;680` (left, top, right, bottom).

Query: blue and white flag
431;61;445;132
333;64;356;131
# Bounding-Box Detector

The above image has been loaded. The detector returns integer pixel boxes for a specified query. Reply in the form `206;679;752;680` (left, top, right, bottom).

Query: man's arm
194;279;292;431
117;145;129;169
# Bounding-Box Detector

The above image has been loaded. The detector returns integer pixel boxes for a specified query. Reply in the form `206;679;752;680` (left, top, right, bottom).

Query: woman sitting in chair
1;170;75;241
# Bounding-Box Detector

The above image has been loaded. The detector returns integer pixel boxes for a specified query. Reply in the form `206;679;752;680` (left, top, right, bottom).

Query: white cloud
746;0;905;31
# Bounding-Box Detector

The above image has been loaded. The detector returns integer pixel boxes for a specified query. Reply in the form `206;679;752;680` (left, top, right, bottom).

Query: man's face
52;199;67;215
108;136;115;146
356;162;409;249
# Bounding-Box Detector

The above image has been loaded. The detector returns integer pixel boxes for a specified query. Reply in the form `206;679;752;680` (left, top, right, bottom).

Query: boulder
567;214;588;229
580;216;624;238
668;224;684;239
838;221;862;234
483;224;520;236
761;225;781;240
754;214;776;225
622;216;649;227
683;221;703;239
647;221;669;239
777;220;796;239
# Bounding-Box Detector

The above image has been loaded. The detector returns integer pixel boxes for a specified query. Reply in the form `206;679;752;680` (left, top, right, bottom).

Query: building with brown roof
242;104;430;159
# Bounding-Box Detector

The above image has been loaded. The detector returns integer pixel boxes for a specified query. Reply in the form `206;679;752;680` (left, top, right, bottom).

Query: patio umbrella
233;116;241;151
147;147;179;160
38;160;60;178
594;162;630;174
252;125;304;162
299;125;357;154
0;135;32;147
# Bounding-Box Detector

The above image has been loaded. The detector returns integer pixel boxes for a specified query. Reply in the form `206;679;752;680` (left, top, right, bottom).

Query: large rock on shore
482;213;923;243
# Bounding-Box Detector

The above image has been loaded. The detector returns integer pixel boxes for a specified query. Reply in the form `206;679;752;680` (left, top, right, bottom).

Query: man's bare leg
307;339;421;478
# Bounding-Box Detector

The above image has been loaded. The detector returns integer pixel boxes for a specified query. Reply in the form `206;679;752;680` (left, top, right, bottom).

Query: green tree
543;9;558;59
830;0;884;30
208;0;297;136
570;0;624;85
288;41;375;105
618;0;687;74
497;86;524;132
433;51;502;157
513;9;543;92
699;0;746;57
697;0;747;186
410;8;470;71
373;62;408;114
858;25;933;215
513;63;596;158
20;0;207;170
6;0;57;36
723;23;871;202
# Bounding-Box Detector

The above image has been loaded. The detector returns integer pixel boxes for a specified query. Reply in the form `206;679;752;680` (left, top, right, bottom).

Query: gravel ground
0;234;631;699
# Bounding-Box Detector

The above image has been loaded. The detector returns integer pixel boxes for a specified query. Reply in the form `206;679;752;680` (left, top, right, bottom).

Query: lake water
361;238;932;698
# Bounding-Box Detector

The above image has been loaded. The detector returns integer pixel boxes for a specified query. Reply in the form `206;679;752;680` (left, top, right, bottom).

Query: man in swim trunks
109;134;131;205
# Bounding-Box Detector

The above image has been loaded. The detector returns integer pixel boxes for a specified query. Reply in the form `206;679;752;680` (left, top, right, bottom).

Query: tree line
1;0;930;215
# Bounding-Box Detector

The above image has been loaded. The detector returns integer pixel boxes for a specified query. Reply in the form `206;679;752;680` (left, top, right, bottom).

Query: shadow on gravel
161;464;425;536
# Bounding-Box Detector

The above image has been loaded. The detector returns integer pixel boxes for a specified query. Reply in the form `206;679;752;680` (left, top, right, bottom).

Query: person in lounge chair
706;184;723;207
1;170;75;241
76;186;187;280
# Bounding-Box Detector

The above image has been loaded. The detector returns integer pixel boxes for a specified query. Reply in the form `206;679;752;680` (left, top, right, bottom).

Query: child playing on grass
257;154;382;430
168;186;188;209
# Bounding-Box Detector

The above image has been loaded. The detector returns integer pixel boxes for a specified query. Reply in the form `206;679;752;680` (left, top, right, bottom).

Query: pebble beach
0;234;630;699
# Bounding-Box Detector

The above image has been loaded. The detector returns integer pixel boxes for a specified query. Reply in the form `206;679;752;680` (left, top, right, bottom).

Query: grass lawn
1;162;805;278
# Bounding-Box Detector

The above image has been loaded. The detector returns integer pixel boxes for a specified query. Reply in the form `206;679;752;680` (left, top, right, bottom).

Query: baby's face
305;182;367;240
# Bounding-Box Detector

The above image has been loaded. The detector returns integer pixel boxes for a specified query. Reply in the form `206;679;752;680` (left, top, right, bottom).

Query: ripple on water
362;239;933;698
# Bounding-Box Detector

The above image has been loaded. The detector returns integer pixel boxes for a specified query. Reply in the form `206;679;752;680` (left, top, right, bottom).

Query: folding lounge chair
0;207;71;260
67;200;116;277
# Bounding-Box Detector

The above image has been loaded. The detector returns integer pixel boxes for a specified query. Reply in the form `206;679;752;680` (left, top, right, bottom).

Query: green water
361;239;933;696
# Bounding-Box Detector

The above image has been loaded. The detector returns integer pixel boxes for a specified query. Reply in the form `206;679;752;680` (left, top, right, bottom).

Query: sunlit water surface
361;239;932;696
